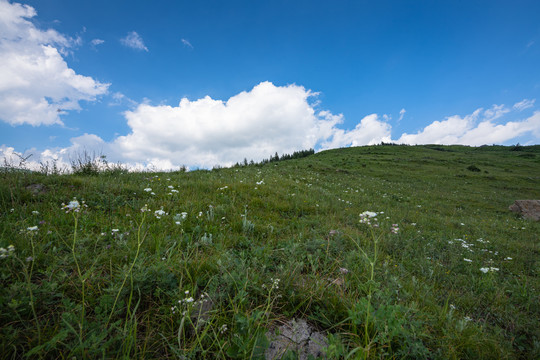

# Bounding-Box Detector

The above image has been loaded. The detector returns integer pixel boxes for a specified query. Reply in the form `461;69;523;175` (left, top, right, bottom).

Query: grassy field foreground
0;144;539;359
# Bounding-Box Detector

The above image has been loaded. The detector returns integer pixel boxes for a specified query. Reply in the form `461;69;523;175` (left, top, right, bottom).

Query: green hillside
1;145;539;359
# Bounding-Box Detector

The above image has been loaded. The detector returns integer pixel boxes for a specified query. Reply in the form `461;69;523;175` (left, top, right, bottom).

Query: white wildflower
360;211;377;218
154;209;166;218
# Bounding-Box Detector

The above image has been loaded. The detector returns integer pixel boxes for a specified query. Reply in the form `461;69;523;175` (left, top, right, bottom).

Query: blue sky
1;0;539;169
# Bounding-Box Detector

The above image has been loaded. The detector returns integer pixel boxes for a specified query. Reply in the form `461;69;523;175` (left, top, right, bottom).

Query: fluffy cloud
120;31;148;51
113;82;348;168
320;114;391;149
397;102;540;146
0;0;109;126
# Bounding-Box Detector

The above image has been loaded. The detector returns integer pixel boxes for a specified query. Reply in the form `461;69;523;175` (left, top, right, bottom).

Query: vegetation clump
467;164;481;172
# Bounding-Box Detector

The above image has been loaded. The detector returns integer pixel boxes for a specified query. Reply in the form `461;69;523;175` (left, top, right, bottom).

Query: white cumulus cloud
120;31;148;51
112;81;350;168
397;106;540;146
0;0;109;126
320;114;391;149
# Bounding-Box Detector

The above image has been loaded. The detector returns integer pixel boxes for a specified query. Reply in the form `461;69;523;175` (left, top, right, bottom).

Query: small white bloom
64;199;80;211
155;209;166;217
360;211;377;218
144;188;152;192
463;258;472;262
27;226;38;231
32;211;39;215
504;257;512;260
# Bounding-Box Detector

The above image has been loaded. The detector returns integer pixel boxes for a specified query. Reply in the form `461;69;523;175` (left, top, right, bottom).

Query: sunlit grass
0;144;539;359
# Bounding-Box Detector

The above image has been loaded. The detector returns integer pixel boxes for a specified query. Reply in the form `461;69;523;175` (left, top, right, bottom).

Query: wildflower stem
349;224;380;358
107;211;146;327
14;254;41;348
70;213;86;343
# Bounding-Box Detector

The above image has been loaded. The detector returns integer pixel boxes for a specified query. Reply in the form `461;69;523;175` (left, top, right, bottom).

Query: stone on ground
265;318;327;360
509;200;540;221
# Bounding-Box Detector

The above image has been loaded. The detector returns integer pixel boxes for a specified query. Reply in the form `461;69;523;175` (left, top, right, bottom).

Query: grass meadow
0;144;539;359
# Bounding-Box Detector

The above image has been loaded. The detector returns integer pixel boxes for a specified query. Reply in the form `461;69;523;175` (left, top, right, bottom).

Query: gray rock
509;200;540;221
265;319;328;360
25;183;47;195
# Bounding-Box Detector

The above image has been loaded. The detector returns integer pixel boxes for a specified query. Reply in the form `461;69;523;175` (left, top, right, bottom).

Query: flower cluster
0;245;15;259
171;290;209;315
480;267;499;273
154;208;167;219
391;224;399;234
359;211;378;226
143;187;156;195
61;198;87;213
262;277;280;291
174;212;188;225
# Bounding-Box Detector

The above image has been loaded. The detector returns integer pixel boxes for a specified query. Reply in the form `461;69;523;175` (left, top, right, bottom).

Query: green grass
0;144;539;359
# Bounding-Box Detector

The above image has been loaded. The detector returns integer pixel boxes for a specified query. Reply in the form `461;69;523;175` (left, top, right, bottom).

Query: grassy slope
0;145;539;359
